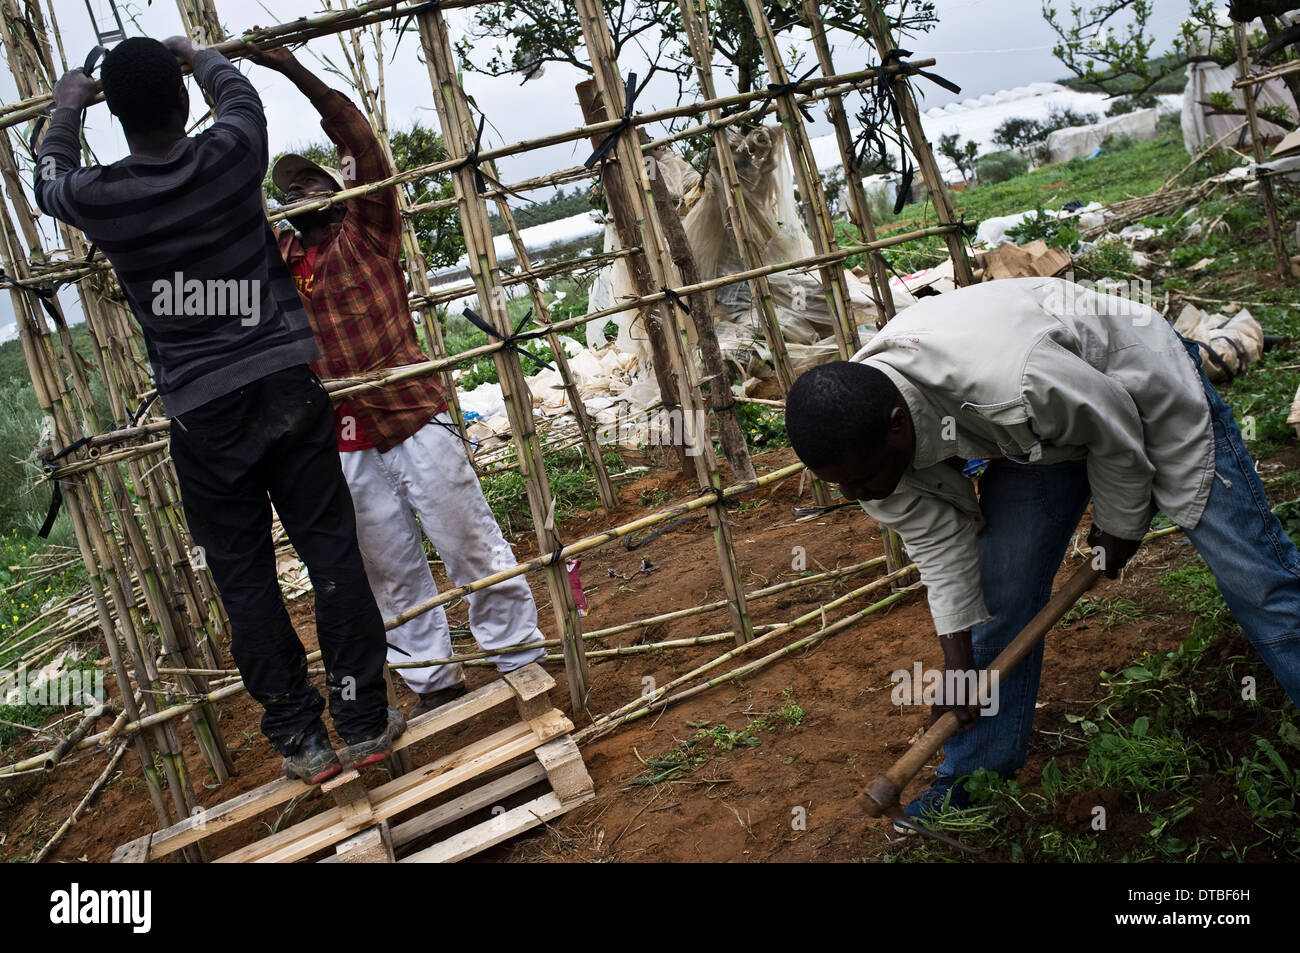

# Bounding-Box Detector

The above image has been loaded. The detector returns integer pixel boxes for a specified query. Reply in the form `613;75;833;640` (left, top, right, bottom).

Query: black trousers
169;364;389;753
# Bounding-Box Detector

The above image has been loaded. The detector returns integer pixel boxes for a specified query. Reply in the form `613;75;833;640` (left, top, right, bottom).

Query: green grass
479;444;605;536
630;698;807;787
1058;596;1151;630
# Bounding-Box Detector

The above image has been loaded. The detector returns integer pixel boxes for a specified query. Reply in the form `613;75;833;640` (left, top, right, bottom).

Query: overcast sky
0;0;1185;339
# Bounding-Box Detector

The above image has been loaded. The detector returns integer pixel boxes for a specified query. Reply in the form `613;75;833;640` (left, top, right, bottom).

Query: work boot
340;705;407;769
893;781;970;835
413;680;469;716
281;721;342;785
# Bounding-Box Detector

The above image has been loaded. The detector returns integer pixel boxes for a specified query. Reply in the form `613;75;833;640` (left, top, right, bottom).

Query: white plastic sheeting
1172;304;1264;382
1046;104;1178;163
1181;11;1299;153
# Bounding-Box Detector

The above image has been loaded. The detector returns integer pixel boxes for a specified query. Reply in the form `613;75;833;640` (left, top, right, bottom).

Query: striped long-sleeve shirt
34;48;319;417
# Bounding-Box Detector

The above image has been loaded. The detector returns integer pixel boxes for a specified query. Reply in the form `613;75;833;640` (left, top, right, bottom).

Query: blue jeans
936;345;1300;787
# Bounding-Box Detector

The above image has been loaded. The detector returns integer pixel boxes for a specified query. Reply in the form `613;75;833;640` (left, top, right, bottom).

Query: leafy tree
264;122;464;270
451;1;938;101
937;132;978;184
1104;92;1159;116
993;107;1099;150
1043;1;1300;116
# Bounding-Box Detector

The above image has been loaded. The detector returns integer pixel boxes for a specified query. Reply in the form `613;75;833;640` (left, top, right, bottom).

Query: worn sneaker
893;781;970;834
281;722;342;785
413;681;469;716
340;706;407;769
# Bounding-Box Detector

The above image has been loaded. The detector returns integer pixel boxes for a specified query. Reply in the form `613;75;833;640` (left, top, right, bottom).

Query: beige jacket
853;277;1215;635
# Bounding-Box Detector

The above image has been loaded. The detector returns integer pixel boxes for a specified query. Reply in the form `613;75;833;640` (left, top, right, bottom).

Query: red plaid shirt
277;89;446;453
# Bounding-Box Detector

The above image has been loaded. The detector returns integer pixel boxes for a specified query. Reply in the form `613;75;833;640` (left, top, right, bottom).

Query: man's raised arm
33;68;96;225
247;45;399;253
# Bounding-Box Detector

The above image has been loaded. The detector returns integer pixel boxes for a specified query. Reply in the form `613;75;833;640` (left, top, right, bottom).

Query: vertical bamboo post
676;0;831;506
575;80;691;476
0;11;210;833
802;1;907;577
416;6;591;708
859;0;974;286
1234;22;1290;276
803;0;896;326
658;8;793;393
636;129;755;484
481;153;618;508
739;0;859;358
574;0;754;645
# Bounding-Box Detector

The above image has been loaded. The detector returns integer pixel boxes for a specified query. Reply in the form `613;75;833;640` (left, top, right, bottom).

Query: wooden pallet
111;664;593;863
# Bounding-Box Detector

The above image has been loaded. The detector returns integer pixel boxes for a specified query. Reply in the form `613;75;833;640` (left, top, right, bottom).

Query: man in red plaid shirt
251;46;545;712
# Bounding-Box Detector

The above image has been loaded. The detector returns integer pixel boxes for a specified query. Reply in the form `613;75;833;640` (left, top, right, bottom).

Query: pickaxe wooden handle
862;563;1103;817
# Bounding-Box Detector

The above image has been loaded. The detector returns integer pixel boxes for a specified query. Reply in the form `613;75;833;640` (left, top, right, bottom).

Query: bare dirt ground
0;446;1291;863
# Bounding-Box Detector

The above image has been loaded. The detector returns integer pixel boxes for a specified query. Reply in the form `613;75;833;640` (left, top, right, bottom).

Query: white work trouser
339;412;546;693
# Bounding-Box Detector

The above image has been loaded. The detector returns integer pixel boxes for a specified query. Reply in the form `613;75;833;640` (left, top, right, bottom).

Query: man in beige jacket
785;277;1300;825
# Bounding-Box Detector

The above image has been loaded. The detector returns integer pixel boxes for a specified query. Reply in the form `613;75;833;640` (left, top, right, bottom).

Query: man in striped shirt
36;36;403;784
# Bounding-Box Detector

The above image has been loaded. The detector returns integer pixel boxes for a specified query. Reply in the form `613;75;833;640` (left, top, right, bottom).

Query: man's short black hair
785;361;902;468
101;37;183;131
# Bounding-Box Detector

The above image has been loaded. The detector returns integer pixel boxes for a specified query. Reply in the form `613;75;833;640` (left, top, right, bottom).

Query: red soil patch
1;447;1295;863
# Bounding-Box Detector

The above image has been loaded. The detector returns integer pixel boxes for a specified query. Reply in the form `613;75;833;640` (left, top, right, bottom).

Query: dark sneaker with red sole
281;723;342;785
341;706;407;768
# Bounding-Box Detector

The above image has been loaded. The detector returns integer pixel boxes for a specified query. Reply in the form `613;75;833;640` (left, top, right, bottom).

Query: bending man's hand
934;630;978;728
1086;524;1142;580
52;69;96;111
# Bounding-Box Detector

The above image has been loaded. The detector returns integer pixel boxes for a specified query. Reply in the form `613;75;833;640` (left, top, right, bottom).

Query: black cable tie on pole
392;0;439;54
697;484;727;508
885;47;962;96
660;285;691;314
461;306;554;372
710;399;737;414
37;481;63;539
127;393;159;427
584;72;639;170
754;65;820;125
36;429;95;539
853;49;961;216
550;540;567;568
455;116;490;195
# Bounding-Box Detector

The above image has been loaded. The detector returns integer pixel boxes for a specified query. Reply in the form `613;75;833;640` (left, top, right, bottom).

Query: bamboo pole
638;127;755;483
584;562;916;735
576;78;691;477
328;5;470;440
38;225;962;478
575;0;753;646
803;0;895;325
417;5;591;709
481;151;618;507
1234;22;1290;276
740;0;859;358
858;1;974;286
675;0;824;509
